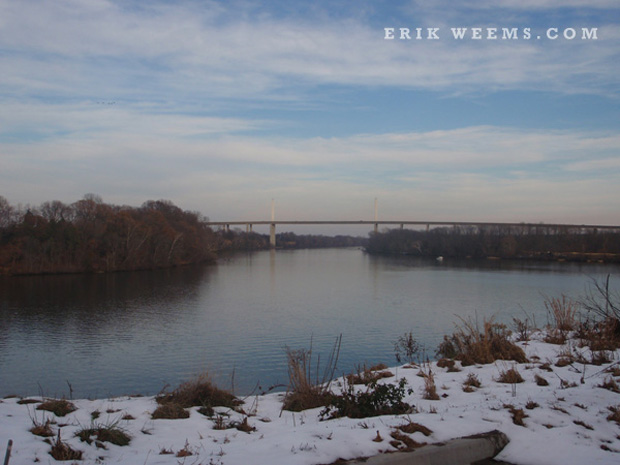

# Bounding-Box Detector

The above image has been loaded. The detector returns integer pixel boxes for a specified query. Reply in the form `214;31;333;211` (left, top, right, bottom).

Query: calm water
1;248;618;399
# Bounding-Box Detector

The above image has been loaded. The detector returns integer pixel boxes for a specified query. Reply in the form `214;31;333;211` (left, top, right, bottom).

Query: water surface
1;248;617;398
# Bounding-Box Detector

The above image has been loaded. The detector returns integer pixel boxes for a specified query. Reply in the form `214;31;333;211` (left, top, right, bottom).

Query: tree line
365;225;620;262
0;195;366;275
216;229;365;251
0;195;218;275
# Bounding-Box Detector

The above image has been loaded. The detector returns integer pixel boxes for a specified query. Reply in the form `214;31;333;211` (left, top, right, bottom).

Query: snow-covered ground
1;331;620;465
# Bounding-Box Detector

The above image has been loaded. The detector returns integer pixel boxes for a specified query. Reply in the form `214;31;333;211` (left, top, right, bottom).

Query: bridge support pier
374;223;378;234
246;224;253;233
270;223;276;248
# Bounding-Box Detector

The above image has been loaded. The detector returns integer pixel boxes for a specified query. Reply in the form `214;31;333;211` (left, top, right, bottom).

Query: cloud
1;0;618;102
2;104;619;224
1;1;618;227
410;0;620;11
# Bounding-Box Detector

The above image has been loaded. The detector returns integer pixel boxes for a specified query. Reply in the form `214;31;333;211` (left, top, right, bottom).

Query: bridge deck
205;220;620;230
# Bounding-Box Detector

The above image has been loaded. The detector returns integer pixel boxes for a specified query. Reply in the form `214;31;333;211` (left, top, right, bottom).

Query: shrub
37;399;76;417
156;373;240;410
512;316;534;342
437;316;527;366
319;378;413;420
393;332;420;364
283;335;341;412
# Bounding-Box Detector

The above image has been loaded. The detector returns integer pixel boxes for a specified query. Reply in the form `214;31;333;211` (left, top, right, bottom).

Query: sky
1;0;619;231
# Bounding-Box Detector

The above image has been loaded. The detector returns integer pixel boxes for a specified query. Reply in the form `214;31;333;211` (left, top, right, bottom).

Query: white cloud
412;0;620;11
2;108;619;224
0;0;617;101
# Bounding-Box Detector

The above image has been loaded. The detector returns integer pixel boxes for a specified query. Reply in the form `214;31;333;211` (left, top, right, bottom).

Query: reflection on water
1;249;618;398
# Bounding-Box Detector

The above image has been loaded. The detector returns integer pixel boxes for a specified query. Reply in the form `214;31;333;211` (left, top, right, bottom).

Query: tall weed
283;335;342;411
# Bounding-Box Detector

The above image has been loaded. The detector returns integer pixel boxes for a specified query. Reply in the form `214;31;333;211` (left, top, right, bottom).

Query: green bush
320;378;413;420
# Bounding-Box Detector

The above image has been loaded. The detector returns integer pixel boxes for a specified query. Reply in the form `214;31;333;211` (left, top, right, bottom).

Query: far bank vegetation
365;226;620;263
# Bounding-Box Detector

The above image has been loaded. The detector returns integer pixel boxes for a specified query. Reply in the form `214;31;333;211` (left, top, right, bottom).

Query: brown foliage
37;399;76;417
0;196;218;275
156;374;240;410
437;317;527;366
496;366;524;384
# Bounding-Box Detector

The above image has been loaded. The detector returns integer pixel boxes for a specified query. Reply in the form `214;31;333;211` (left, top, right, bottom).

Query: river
0;248;618;399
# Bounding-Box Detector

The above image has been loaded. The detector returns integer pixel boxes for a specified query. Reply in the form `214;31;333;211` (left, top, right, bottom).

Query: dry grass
156;373;240;410
283;335;341;412
578;318;620;352
37;398;76;417
546;295;579;332
346;364;394;385
544;295;579;344
496;366;524;384
30;418;54;437
504;405;527;426
421;366;440;401
580;275;620;344
462;373;482;392
525;400;539;410
599;377;620;394
175;440;193;457
389;430;425;451
76;422;131;446
397;420;432;436
437;316;527;366
151;403;190;420
606;366;620;377
17;398;40;405
607;406;620;424
49;430;82;461
212;414;256;433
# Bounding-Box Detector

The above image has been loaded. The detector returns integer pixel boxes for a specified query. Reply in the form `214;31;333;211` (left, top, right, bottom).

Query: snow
2;331;620;465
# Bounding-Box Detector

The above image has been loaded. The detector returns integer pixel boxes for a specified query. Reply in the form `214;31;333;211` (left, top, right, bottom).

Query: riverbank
2;330;619;465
